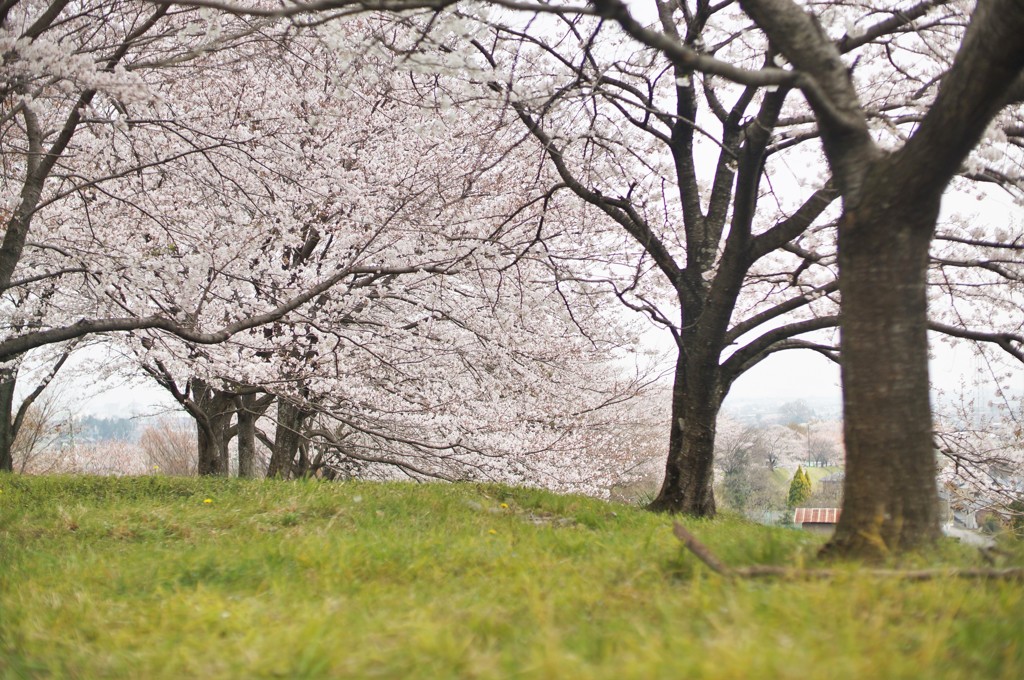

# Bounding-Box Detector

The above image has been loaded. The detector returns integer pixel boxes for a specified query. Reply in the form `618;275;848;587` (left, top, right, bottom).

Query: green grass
1;474;1022;679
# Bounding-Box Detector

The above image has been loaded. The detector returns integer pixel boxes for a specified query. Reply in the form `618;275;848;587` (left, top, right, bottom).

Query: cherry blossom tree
0;2;332;471
713;0;1023;555
1;2;630;485
319;3;850;516
59;14;647;487
0;2;447;360
437;0;1023;553
280;1;1020;526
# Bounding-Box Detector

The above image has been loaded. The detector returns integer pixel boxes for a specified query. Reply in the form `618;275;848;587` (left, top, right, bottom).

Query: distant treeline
72;416;138;443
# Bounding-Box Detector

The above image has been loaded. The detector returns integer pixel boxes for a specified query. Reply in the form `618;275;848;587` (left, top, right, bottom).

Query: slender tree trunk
825;190;942;557
0;368;16;472
647;345;723;515
267;400;307;478
294;440;312;477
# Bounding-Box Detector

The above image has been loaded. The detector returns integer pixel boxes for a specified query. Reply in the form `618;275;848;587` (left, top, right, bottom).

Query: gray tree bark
266;399;309;478
235;394;272;478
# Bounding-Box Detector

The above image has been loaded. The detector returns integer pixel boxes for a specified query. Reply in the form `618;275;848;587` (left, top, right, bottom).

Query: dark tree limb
929;321;1024;363
0;263;452;359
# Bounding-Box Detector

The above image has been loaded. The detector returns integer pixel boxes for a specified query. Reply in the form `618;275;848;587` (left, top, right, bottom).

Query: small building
793;507;841;533
819;472;844;500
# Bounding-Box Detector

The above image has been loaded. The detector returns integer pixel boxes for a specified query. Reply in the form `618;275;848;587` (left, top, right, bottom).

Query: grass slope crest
0;475;1021;679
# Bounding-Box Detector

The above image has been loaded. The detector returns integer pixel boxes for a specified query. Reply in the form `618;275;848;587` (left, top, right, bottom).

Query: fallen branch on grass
672;522;1024;581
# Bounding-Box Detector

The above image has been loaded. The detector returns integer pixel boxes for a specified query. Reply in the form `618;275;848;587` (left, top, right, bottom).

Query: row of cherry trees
2;0;1023;557
0;2;651;486
339;0;1024;554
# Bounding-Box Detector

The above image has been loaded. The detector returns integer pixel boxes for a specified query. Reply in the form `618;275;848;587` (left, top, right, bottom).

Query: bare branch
929;321;1024;363
720;315;840;383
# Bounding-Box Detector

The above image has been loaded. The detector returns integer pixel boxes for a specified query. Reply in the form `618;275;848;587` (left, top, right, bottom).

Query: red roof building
793;508;841;533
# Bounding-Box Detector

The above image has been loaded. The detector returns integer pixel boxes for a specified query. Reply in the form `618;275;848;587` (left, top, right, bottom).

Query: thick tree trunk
0;368;16;472
266;400;307;478
825;192;942;557
236;395;259;479
196;424;221;476
196;419;233;475
192;380;235;476
647;348;722;515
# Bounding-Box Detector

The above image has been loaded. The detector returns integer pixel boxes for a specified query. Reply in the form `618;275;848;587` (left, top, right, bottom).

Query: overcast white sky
36;325;1015;421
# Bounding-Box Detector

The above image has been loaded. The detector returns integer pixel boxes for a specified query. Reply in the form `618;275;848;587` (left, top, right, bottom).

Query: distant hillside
72;416;139;443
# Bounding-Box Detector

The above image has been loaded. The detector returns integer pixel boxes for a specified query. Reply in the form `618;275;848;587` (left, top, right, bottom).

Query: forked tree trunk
266;400;308;478
192;380;235;476
735;0;1024;558
825;193;942;557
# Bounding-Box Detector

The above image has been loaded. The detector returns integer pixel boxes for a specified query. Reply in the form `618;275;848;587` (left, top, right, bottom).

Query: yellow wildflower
203;498;213;504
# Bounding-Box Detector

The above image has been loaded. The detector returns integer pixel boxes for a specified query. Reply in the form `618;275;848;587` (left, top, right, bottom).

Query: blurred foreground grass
1;474;1021;679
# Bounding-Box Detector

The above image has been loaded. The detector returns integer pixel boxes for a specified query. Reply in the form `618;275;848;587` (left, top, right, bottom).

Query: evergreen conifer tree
788;466;812;509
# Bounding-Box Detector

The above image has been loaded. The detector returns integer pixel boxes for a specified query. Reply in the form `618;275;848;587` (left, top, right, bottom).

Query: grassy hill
771;464;844;488
1;475;1022;679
